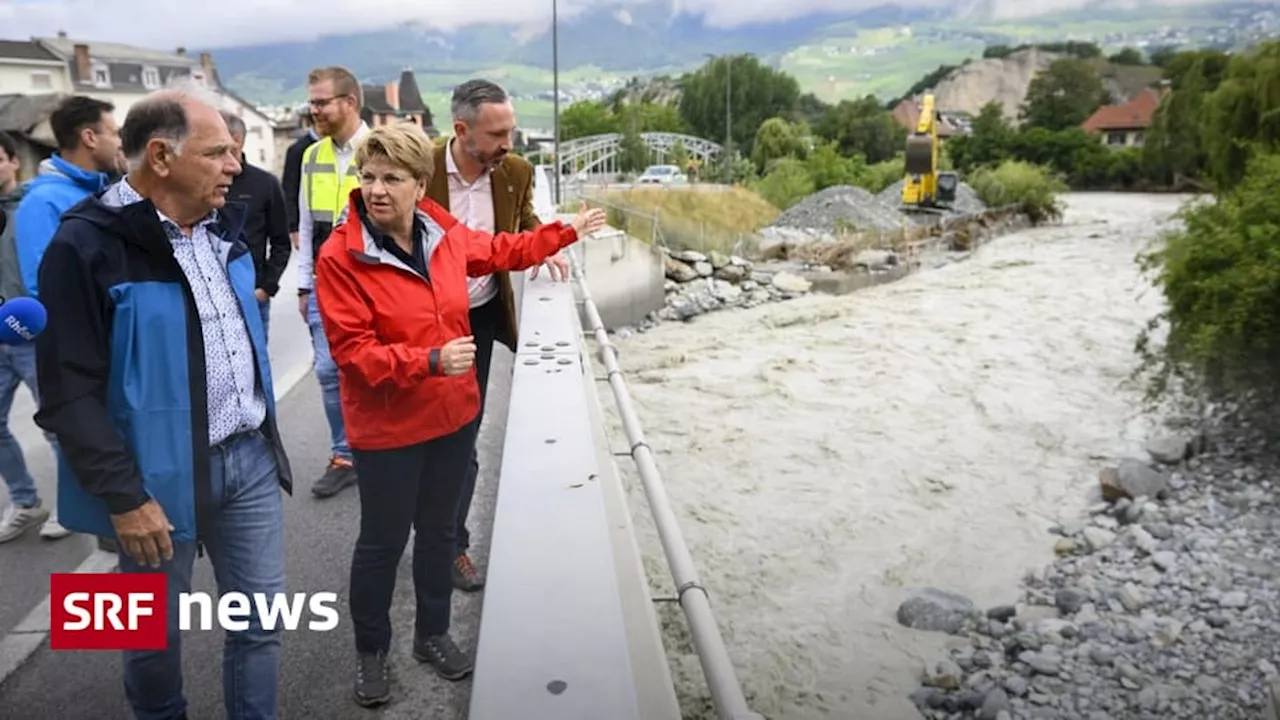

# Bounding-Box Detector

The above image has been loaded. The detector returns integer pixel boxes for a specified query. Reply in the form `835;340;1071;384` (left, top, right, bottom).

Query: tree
560;101;616;140
752;117;806;172
618;102;686;134
1201;40;1280;190
617;120;649;173
1108;48;1145;66
805;141;864;191
815;95;905;164
677;54;801;157
947;101;1013;173
1019;58;1109;131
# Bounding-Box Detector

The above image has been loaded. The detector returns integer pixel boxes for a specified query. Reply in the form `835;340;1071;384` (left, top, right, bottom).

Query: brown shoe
452;554;485;592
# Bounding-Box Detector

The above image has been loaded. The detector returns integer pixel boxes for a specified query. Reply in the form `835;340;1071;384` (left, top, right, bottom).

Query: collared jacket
313;189;579;451
33;190;294;542
14;154;111;298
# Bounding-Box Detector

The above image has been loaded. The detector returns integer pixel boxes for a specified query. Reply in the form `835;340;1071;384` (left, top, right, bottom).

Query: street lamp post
552;0;561;207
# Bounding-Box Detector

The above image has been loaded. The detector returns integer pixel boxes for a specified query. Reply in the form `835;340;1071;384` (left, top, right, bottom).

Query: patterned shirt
112;180;267;446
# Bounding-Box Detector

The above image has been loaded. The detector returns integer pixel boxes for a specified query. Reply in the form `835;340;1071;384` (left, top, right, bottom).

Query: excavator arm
900;94;957;212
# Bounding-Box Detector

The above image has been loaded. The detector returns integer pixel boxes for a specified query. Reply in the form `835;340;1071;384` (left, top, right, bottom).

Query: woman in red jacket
313;124;605;708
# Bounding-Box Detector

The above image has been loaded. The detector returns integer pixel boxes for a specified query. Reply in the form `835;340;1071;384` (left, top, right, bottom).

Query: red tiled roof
1082;87;1164;133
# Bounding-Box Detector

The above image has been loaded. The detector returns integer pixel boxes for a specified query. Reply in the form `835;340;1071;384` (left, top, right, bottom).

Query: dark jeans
349;422;478;653
454;297;500;556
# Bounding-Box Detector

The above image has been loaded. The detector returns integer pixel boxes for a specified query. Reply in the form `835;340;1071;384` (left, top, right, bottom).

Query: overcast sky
0;0;1217;50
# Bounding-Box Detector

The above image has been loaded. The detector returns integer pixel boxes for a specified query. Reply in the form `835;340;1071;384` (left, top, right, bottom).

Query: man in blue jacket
15;95;119;299
35;87;293;720
3;96;118;543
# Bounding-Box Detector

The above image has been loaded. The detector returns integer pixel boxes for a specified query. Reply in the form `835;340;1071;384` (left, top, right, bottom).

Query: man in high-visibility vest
296;66;368;498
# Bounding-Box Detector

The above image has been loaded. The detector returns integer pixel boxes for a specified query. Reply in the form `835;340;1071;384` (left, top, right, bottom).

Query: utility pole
552;0;561;206
724;54;732;163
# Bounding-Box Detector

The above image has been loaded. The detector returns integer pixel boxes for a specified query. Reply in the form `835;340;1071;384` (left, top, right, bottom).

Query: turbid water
598;192;1192;719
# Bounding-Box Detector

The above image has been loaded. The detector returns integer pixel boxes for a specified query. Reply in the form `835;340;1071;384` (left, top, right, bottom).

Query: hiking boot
40;512;72;540
313;456;357;498
452;554;485;592
353;650;391;707
412;633;473;681
0;500;50;543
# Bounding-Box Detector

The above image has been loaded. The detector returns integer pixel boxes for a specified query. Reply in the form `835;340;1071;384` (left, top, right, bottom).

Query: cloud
0;0;1219;50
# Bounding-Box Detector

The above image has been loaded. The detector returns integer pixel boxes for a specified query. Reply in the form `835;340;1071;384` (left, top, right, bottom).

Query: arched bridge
557;132;723;175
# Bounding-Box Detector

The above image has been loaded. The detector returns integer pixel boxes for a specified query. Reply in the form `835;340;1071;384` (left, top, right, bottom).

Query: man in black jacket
222;111;291;341
280;124;317;249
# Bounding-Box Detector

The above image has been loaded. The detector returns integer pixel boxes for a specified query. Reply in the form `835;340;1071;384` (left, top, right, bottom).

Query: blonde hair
307;66;363;108
355;124;435;182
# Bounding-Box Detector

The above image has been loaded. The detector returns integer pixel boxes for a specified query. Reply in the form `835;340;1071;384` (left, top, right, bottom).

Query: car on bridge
635;164;687;186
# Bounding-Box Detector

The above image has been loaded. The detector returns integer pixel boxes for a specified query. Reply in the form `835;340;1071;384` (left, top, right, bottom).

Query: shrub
1136;151;1280;404
750;158;815;210
967;160;1067;224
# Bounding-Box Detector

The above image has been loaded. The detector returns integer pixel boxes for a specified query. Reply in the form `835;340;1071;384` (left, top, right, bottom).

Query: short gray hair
220;110;246;138
120;81;221;170
451;79;509;124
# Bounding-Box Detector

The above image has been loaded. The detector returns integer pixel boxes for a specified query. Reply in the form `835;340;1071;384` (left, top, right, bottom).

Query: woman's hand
440;336;477;375
571;202;608;238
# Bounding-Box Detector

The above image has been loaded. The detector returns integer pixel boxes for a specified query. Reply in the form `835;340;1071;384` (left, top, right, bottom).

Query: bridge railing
569;247;763;720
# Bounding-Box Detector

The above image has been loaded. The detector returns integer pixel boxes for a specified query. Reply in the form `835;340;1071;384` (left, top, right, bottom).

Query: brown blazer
427;143;542;351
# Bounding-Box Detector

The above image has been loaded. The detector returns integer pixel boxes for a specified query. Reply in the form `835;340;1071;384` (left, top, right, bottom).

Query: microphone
0;296;48;344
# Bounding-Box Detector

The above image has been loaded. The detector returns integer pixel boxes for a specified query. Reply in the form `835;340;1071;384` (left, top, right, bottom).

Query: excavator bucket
904;134;934;176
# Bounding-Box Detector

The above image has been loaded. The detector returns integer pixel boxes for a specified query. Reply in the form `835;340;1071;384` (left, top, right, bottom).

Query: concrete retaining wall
573;227;667;330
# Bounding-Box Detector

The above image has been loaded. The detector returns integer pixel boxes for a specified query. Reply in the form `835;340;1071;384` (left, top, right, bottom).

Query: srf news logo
50;574;339;651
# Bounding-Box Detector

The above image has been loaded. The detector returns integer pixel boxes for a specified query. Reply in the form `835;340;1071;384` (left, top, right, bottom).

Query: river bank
597;192;1191;719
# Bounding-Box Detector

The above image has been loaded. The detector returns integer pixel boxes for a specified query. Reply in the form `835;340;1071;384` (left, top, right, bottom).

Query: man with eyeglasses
296;66;368;499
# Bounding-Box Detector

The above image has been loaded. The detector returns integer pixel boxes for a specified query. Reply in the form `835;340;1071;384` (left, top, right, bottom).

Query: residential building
1081;87;1165;149
0;34;278;171
0;40;72;95
360;69;437;137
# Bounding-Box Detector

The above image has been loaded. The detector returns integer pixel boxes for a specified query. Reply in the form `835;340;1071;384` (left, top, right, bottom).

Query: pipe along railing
567;247;765;720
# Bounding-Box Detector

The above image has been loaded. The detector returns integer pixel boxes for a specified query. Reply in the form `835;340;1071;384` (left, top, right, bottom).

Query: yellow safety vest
302;137;361;253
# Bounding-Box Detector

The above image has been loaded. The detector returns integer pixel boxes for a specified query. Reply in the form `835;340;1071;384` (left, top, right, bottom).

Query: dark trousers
349;423;477;653
454;297;500;555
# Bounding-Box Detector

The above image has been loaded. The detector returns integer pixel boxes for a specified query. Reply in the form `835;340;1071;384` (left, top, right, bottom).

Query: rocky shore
899;410;1280;720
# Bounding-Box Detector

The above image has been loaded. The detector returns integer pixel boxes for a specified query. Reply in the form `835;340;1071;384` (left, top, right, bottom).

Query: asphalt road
0;256;309;646
0;336;512;718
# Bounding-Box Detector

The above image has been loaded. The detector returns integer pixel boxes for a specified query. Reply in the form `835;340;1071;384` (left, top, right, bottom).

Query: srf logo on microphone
50;573;340;651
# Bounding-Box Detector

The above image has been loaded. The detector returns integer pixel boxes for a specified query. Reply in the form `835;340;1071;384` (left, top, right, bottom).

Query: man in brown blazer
428;79;568;592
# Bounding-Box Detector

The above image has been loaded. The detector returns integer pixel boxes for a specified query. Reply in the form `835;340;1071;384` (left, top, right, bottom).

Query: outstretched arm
464;204;606;277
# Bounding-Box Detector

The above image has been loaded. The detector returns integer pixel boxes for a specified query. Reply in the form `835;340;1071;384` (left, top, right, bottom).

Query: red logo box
49;573;168;651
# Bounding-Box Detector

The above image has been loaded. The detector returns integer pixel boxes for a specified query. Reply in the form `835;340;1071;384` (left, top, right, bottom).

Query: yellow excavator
900;93;959;213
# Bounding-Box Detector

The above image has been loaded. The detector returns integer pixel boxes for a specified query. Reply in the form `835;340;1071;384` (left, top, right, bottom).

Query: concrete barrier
469;270;680;720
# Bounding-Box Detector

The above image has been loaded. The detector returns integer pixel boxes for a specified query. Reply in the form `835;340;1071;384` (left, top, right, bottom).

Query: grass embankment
591;187;781;255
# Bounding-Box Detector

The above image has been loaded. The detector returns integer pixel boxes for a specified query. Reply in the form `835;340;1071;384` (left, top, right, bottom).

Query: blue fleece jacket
14;155;111;298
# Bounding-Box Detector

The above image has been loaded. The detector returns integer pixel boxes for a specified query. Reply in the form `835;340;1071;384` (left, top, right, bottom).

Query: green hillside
219;0;1273;123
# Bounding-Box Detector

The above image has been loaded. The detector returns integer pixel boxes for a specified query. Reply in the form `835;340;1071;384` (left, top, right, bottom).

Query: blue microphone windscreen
0;297;48;344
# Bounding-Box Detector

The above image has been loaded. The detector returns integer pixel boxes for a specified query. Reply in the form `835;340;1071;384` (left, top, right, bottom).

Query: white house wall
0;60;72;94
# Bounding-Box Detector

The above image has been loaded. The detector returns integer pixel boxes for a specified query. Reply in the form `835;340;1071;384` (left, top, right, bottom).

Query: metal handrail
568;248;764;720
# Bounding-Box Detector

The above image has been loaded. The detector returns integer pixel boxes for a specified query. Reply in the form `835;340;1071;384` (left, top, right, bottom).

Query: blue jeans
119;430;286;720
306;293;350;461
258;297;270;343
0;343;59;508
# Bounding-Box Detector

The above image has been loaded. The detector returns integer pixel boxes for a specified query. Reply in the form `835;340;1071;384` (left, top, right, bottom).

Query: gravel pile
768;181;990;236
899;415;1280;720
770;185;913;233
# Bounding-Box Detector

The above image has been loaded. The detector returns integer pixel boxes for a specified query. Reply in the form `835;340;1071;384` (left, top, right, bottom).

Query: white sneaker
40;512;72;540
0;500;51;543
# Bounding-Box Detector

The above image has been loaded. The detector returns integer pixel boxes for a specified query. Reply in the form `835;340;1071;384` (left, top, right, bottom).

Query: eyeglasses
308;95;349;110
